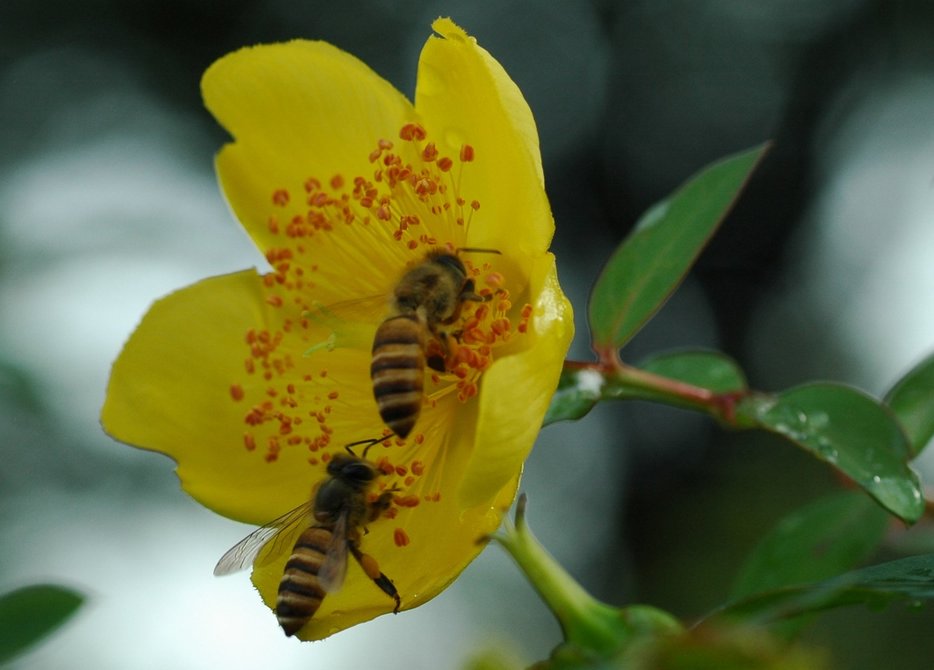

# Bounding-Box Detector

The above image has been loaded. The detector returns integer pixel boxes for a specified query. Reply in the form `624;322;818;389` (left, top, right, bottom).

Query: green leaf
639;349;747;393
884;351;934;456
588;144;769;351
746;383;923;524
542;367;604;426
714;553;934;626
0;584;84;663
731;491;888;601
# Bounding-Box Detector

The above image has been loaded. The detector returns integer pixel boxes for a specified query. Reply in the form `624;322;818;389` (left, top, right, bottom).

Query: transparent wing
213;501;315;576
317;512;350;593
302;294;388;354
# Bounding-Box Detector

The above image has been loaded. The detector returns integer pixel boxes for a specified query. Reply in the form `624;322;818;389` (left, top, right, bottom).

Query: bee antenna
457;247;501;255
344;434;395;458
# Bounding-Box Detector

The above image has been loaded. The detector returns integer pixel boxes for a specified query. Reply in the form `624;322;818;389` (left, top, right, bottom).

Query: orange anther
272;188;290;206
484;272;504;288
460;144;475;162
399;123;427;141
230;384;245;401
377;457;394;476
394;495;421;508
243;433;256;451
393;528;411;547
421;142;439;162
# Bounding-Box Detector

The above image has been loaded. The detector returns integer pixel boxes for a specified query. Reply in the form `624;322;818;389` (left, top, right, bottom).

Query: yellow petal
459;253;574;508
101;270;379;524
415;18;553;259
203;40;416;278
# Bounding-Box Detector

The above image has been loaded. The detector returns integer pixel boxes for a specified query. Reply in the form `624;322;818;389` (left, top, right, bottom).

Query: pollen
424;280;527;406
236;123;529;479
394;494;420;508
272;188;290;206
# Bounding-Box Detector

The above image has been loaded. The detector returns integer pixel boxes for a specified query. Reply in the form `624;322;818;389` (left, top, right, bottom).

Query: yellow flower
101;18;573;640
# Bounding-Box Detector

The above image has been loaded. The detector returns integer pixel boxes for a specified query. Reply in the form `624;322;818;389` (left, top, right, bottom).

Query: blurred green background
2;1;933;667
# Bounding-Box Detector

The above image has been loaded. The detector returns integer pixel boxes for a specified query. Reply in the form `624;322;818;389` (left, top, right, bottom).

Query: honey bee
214;439;400;637
371;249;494;438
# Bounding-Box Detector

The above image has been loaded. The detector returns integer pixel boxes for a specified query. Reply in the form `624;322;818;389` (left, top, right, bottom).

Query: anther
399;123;427;141
272;189;290;206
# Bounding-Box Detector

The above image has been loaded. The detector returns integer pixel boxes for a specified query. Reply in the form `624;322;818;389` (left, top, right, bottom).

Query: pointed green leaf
714;553;934;626
0;584;84;663
639;349;747;393
588;144;769;350
884;351;934;456
750;383;923;524
542;367;604;426
731;491;888;601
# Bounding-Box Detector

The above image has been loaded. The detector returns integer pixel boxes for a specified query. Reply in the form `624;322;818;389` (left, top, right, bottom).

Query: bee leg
366;489;396;523
426;333;448;372
349;544;401;613
437;279;490;331
459;278;492;304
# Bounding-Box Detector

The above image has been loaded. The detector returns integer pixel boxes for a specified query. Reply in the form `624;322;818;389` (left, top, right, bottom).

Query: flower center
424;260;532;405
227;123;533;547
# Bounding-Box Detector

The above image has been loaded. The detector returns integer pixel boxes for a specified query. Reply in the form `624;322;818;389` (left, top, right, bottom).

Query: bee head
328;453;378;488
427;251;467;280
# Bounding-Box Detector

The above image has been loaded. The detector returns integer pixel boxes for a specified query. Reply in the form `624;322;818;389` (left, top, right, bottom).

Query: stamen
393;528;410;547
235;124;536;493
272;189;290;206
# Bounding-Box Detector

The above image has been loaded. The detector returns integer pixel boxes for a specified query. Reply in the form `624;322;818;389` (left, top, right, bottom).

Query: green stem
490;496;681;656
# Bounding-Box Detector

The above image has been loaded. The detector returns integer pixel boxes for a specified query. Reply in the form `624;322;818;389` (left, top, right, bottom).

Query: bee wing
302;294;388;353
316;512;350;593
213;501;314;576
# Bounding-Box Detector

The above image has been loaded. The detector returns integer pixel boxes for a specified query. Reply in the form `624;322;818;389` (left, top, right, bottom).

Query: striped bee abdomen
276;526;332;637
371;313;425;438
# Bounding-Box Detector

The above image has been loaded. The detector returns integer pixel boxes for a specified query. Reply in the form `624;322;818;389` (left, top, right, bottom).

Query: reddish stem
568;349;747;426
